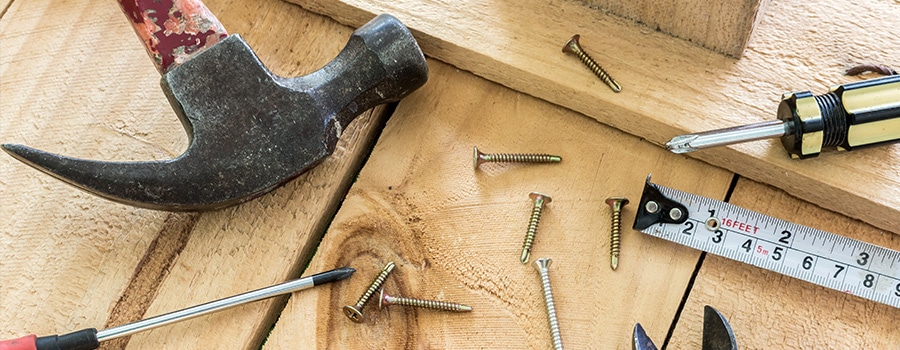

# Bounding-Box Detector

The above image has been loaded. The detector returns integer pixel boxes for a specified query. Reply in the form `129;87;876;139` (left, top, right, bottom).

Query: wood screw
605;197;629;270
343;261;395;323
562;34;621;93
521;192;552;264
473;146;562;169
378;289;473;312
534;258;564;350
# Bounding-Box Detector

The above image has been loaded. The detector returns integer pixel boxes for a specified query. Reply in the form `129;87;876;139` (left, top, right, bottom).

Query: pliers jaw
633;305;737;350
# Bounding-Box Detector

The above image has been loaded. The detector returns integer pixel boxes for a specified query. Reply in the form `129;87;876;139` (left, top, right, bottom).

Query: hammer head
3;14;427;211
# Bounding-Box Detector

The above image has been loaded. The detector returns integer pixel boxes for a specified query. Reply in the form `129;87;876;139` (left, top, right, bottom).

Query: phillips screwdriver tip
665;134;700;154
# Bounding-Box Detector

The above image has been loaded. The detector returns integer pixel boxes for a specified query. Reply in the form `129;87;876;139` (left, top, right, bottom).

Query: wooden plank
582;0;767;57
0;0;182;341
668;179;900;349
0;0;387;348
264;60;734;349
285;0;900;236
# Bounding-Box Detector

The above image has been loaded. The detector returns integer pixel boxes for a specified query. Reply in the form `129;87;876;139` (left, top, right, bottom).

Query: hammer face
2;14;428;211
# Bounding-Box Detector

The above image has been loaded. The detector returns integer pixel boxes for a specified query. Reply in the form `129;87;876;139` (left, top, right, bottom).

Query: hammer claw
4;14;428;211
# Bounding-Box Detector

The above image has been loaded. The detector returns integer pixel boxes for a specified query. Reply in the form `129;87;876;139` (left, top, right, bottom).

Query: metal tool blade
633;323;658;350
702;305;738;350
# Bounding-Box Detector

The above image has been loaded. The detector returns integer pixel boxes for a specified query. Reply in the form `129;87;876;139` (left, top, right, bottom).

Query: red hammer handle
116;0;228;73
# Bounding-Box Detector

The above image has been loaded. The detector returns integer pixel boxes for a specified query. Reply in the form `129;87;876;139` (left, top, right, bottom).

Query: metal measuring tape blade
632;175;900;309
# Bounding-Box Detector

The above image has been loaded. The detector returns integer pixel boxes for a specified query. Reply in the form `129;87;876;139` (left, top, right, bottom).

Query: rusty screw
562;34;621;93
534;258;563;350
521;192;552;264
473;146;562;169
605;197;629;270
378;289;473;312
343;261;395;323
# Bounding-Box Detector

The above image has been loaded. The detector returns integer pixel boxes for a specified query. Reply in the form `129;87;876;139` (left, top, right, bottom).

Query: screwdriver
666;74;900;158
0;267;354;350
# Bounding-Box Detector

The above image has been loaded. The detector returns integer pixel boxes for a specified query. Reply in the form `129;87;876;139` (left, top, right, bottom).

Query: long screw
605;197;629;270
378;289;473;312
534;258;563;350
343;262;395;323
473;146;562;169
562;34;621;93
521;192;552;264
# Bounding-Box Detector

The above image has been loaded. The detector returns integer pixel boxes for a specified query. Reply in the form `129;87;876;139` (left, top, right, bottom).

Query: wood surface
286;0;900;237
669;179;900;349
581;0;767;57
0;0;386;349
264;60;734;349
2;0;897;349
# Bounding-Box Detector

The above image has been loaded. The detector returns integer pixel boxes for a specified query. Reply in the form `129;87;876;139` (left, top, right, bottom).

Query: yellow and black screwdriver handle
778;74;900;158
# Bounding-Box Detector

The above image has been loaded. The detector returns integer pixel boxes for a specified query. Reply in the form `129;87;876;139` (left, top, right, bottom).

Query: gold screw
562;34;621;93
378;289;473;312
343;262;395;323
473;146;562;169
521;192;552;264
605;197;629;270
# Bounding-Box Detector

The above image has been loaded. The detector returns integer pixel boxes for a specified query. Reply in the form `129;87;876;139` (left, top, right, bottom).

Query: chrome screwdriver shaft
666;120;789;154
96;267;354;342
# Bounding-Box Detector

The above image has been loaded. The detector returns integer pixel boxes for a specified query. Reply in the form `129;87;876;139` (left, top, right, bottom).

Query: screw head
534;257;552;271
343;305;364;323
378;288;388;309
529;192;552;204
473;146;485;169
605;196;629;210
562;34;581;53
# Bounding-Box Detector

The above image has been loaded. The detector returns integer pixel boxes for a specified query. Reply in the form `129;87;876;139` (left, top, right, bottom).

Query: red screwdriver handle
0;335;36;350
116;0;228;73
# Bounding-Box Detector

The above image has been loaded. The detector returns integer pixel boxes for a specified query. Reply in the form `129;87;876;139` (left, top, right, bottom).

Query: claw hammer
2;0;428;211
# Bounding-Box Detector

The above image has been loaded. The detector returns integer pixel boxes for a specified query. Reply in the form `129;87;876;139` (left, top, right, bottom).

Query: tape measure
632;175;900;309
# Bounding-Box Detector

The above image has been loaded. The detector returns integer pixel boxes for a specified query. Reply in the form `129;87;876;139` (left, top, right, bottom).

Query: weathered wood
0;0;387;348
669;179;900;349
285;0;900;236
581;0;767;57
264;60;734;349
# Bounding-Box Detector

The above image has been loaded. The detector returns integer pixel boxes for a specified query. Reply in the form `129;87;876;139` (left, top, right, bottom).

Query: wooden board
285;0;900;236
582;0;767;57
264;59;734;349
669;179;900;349
0;0;386;348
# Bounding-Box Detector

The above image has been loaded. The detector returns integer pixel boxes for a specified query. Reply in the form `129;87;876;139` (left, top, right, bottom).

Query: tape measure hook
633;174;690;230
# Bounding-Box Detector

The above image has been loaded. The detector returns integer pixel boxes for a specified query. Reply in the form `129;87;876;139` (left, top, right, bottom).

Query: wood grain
0;0;389;348
285;0;900;236
264;60;734;349
668;179;900;349
581;0;767;57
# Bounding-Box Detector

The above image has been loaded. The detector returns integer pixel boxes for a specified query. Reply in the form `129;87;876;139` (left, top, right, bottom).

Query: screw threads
486;153;561;163
379;289;473;312
605;197;629;271
355;262;395;308
388;296;472;312
343;262;395;323
610;209;621;267
474;146;562;169
534;258;563;350
521;193;552;264
563;35;621;93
